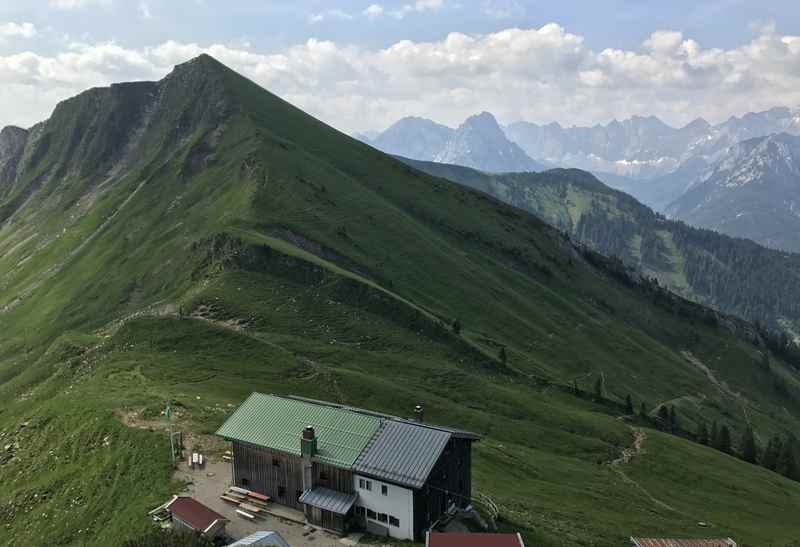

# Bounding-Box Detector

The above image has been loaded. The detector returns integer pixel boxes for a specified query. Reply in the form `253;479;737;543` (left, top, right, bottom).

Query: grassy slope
0;56;799;546
399;157;800;332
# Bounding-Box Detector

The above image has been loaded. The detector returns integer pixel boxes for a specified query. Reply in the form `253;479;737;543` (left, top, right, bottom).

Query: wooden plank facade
412;437;473;541
232;440;354;533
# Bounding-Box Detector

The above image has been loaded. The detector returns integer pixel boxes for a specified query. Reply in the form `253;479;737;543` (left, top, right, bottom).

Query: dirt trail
681;351;751;425
610;428;647;466
608;427;682;515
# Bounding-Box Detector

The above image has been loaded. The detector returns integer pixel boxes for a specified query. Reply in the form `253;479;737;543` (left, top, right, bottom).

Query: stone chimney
414;404;424;423
301;426;316;493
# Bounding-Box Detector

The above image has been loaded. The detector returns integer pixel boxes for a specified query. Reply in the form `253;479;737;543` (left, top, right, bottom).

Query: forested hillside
401;158;800;338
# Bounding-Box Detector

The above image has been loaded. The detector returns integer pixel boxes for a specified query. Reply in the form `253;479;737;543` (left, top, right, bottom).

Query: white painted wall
353;474;414;541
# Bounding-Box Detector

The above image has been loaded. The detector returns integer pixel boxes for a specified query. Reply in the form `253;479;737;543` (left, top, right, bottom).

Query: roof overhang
299;487;358;515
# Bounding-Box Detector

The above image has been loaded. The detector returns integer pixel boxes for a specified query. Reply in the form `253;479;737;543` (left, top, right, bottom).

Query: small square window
355;506;366;517
389;516;400;527
365;480;372;491
378;513;388;523
359;479;366;489
367;509;377;519
381;485;388;496
272;458;280;467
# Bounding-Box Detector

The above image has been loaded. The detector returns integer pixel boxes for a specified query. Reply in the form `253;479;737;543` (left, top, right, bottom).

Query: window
359;479;365;489
365;480;372;491
319;471;329;481
381;485;388;496
241;478;249;486
272;458;280;467
389;516;400;527
367;509;377;520
278;486;286;497
378;513;388;523
355;506;366;517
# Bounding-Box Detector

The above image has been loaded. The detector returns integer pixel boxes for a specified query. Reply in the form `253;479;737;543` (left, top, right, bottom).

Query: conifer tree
741;427;758;464
625;395;634;415
711;421;720;450
778;437;798;480
719;425;733;455
499;347;507;365
452;319;461;335
697;422;709;446
669;406;679;434
657;406;670;431
594;377;603;400
639;402;648;420
762;436;783;471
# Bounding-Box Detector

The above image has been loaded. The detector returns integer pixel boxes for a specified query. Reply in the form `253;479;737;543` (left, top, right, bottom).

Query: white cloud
482;0;525;20
363;4;385;18
1;24;800;135
308;9;353;24
390;0;445;19
49;0;112;9
0;22;37;40
138;2;152;19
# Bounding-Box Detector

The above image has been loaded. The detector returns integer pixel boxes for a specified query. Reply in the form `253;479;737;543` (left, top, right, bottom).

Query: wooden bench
236;509;255;520
238;502;263;514
229;486;250;495
224;492;247;500
220;495;241;504
246;491;270;502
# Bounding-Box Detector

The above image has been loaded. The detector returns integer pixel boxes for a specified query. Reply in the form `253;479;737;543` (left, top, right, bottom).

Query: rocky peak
0;126;28;161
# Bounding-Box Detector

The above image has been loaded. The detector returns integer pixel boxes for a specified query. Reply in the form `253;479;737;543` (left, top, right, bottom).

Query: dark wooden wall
304;506;347;534
231;441;353;510
412;437;473;541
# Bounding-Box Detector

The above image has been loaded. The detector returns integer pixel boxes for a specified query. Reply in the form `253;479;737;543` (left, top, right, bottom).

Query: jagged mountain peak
436;111;542;172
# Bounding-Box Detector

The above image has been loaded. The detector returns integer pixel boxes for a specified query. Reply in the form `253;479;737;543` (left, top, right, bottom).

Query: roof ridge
283;394;480;439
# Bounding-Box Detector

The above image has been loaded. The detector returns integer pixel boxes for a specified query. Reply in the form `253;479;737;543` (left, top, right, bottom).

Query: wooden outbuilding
164;496;228;537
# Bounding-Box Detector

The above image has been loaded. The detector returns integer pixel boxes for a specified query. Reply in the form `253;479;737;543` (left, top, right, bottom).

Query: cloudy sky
1;0;799;133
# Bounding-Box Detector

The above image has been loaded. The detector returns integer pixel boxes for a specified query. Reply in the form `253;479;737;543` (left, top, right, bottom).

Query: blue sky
0;0;799;132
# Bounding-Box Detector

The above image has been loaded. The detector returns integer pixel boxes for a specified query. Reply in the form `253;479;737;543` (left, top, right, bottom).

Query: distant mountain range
666;133;800;252
362;107;800;252
360;112;544;173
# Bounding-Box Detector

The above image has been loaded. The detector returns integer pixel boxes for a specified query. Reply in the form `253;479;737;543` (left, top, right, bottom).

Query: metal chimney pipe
414;404;424;423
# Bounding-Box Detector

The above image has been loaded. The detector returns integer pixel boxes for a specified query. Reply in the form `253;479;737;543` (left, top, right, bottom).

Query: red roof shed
631;539;737;547
426;532;525;547
165;496;228;536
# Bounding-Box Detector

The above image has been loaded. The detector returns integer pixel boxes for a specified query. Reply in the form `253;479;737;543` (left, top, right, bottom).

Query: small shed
227;531;291;547
165;496;228;537
426;532;526;547
630;539;737;547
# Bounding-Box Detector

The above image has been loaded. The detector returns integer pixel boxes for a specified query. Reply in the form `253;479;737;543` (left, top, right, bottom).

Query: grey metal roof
299;487;358;515
353;420;451;489
227;531;291;547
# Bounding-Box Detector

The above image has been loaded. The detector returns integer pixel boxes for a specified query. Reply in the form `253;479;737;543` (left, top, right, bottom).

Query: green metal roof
216;393;382;468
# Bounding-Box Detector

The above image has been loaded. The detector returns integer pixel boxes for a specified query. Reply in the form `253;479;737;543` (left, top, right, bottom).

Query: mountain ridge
666;132;800;252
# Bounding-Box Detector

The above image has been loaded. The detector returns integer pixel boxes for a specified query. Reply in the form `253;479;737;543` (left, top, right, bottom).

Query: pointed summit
435;111;543;172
